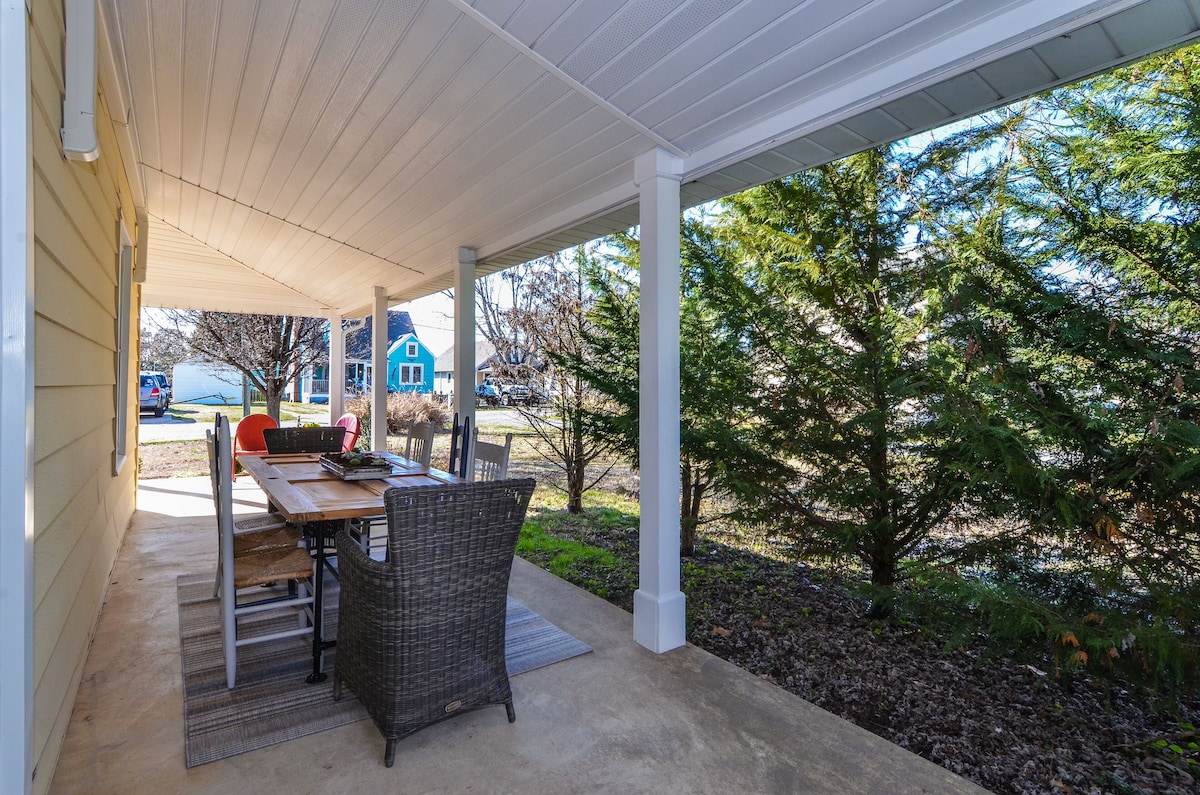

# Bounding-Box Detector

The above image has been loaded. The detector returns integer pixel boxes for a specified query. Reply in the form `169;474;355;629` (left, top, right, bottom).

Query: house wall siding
29;1;139;791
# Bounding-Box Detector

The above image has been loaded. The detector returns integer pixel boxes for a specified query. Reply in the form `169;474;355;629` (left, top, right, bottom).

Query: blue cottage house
341;310;433;394
387;332;435;393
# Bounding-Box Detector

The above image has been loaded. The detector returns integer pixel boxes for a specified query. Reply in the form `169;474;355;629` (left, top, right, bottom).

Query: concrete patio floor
47;476;986;794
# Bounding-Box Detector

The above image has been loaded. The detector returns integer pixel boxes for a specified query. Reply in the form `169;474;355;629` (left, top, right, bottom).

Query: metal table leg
305;519;344;683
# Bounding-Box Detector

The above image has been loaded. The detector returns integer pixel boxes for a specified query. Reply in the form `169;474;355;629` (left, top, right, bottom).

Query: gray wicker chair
333;478;537;767
262;425;346;453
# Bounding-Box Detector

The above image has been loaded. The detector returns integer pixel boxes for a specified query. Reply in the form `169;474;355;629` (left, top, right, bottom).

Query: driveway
138;408;332;443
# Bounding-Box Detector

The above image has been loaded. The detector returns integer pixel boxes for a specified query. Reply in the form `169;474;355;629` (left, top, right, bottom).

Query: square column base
633;589;686;653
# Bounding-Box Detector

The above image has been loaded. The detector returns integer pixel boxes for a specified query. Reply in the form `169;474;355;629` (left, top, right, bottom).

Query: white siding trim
0;1;34;791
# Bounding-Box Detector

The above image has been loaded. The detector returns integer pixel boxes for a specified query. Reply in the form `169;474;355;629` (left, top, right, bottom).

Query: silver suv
139;372;169;417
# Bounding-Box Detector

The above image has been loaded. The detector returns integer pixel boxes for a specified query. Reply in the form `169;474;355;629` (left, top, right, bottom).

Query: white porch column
371;287;388;451
328;310;345;420
0;0;34;791
453;247;476;429
633;148;686;653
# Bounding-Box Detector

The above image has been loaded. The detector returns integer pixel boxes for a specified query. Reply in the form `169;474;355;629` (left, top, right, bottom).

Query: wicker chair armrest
334;530;395;598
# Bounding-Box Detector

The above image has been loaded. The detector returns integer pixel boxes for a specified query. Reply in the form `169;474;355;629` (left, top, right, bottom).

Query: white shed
171;361;244;405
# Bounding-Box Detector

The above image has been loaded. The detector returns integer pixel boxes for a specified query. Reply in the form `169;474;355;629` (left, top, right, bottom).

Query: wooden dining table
238;450;465;682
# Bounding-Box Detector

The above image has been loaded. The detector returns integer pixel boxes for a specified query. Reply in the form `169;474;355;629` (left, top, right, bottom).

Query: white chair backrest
471;431;512;482
405;421;435;467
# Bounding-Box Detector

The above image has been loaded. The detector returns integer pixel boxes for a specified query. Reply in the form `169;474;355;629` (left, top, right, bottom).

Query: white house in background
171;361;244;405
433;340;497;396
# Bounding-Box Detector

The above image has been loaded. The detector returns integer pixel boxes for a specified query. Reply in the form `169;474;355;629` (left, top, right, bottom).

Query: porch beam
453;248;475;429
328;310;345;421
371;287;388;451
633;148;686;653
0;0;34;790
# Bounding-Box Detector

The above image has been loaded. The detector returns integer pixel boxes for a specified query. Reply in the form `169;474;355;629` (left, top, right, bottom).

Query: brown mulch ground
541;513;1199;795
685;548;1197;795
139;438;1198;794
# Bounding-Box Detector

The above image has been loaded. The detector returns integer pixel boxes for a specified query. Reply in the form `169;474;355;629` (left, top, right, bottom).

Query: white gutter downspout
61;0;98;161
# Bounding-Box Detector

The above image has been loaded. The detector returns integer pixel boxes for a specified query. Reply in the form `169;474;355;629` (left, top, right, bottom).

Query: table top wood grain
239;451;465;523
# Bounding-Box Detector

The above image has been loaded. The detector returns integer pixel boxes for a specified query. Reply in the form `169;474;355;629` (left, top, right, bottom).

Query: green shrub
887;568;1199;702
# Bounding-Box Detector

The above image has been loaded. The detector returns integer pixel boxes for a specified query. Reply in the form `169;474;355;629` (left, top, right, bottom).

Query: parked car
475;381;501;407
478;378;548;407
139;373;167;417
141;371;171;408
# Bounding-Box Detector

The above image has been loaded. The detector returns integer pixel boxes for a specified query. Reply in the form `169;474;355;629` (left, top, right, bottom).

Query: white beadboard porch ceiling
106;0;1200;317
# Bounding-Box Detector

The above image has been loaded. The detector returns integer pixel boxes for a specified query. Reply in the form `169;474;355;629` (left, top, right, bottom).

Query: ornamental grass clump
344;392;450;438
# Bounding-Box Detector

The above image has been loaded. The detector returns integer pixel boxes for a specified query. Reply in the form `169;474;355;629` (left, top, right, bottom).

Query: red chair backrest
235;414;278;453
334;413;361;451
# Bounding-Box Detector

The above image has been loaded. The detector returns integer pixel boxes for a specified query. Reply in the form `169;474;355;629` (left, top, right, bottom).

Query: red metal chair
334;412;361;451
232;413;277;480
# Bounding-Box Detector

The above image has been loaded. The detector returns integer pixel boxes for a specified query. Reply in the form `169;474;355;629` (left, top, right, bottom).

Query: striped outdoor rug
177;572;591;767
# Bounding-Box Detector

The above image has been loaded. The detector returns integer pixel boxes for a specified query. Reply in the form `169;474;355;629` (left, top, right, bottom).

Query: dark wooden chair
262;425;346;454
447;412;471;477
333;478;537;766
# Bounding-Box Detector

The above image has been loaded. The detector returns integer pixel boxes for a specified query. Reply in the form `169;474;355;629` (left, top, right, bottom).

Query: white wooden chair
209;414;316;688
404;420;436;467
205;418;305;596
353;421;436;556
471;430;513;482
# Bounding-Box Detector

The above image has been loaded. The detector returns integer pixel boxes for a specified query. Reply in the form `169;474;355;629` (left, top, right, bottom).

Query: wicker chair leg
384;739;397;768
332;677;342;701
506;700;516;723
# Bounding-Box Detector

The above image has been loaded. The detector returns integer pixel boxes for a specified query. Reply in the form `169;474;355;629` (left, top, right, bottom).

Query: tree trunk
680;461;706;556
265;386;283;423
566;463;584;514
565;423;586;514
869;547;896;588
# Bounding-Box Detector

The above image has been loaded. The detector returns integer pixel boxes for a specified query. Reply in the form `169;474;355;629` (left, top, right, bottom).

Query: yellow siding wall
29;0;139;791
